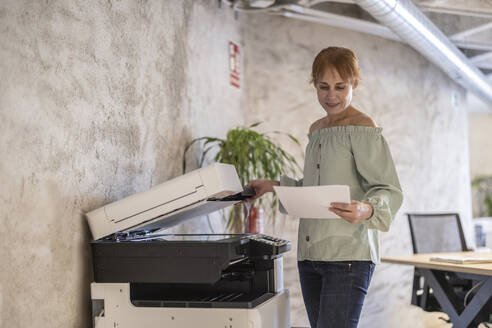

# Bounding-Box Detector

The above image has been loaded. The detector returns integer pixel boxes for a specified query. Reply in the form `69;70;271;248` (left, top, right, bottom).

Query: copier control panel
244;234;291;258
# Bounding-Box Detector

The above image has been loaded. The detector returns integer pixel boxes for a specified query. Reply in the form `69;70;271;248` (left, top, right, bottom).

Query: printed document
429;255;492;264
273;185;350;219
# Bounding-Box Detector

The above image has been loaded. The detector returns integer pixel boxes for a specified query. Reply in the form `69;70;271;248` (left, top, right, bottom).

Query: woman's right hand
245;179;280;202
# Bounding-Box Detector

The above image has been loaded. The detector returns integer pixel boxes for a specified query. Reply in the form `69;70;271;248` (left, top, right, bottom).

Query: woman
246;47;403;328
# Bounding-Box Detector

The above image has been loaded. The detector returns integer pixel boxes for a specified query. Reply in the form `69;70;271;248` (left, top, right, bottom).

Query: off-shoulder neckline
308;125;382;137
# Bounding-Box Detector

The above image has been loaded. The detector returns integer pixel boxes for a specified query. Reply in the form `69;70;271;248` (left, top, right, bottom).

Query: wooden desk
382;252;492;328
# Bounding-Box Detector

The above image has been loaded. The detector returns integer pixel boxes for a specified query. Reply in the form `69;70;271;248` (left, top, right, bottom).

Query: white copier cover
86;163;243;240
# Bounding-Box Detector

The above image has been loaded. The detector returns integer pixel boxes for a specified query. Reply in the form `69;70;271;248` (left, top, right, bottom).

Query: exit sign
229;41;240;89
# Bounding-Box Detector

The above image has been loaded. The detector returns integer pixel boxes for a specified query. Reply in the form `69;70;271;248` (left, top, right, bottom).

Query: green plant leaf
287;134;301;146
182;123;301;231
486;195;492;217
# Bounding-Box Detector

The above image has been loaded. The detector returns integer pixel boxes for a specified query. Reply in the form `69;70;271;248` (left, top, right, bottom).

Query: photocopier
86;162;291;328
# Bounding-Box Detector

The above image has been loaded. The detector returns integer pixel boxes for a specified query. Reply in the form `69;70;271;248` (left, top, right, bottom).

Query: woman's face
315;68;355;116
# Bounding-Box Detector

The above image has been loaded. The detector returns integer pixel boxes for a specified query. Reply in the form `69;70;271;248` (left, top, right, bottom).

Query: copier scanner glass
127;234;240;242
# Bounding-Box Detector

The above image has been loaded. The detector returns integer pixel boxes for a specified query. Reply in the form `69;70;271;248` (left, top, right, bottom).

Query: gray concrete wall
240;13;473;327
0;1;244;327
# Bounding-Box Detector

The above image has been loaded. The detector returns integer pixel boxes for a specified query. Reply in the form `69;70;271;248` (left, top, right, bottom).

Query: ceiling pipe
354;0;492;105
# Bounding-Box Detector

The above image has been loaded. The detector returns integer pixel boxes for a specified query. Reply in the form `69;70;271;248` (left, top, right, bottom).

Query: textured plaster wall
0;1;243;327
240;13;472;328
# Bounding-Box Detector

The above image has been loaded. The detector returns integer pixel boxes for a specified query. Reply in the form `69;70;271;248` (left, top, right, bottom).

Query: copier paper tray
130;283;275;309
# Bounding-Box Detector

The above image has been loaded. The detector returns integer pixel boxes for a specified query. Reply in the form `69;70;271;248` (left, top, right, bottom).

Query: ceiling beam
474;60;492;69
450;21;492;40
413;0;492;18
470;52;492;64
281;5;401;41
477;62;492;70
301;0;356;5
451;39;492;51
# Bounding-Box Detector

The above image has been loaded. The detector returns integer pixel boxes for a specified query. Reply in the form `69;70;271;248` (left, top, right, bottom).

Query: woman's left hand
329;200;373;224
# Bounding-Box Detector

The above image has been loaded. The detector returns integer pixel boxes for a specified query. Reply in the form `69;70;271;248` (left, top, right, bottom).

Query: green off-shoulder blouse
279;125;403;264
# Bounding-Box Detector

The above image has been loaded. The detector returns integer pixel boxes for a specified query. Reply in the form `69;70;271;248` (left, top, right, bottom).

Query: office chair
407;213;472;312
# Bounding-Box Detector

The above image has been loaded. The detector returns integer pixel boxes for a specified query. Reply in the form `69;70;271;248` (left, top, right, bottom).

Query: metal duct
354;0;492;104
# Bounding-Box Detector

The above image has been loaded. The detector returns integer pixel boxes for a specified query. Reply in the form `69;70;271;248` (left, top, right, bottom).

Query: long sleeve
350;133;403;232
278;175;303;214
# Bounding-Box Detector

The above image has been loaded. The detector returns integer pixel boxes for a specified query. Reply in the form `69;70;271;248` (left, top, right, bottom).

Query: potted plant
472;176;492;218
183;122;301;233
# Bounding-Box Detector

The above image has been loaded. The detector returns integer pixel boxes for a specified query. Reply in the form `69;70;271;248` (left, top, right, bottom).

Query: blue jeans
298;260;375;328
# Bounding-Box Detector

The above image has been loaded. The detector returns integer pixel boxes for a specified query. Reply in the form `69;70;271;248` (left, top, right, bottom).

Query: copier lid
120;198;240;236
86;163;250;240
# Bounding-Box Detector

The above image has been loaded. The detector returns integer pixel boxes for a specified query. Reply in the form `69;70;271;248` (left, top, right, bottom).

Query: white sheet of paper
273;185;350;219
429;255;492;264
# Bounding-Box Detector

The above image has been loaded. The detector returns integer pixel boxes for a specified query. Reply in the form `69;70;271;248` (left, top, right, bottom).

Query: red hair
311;47;360;86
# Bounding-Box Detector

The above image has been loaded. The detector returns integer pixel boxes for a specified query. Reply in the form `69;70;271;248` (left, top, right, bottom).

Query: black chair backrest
407;213;468;254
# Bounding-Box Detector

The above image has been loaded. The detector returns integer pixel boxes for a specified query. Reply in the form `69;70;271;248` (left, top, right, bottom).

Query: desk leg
419;269;492;328
455;277;492;328
419;269;462;323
